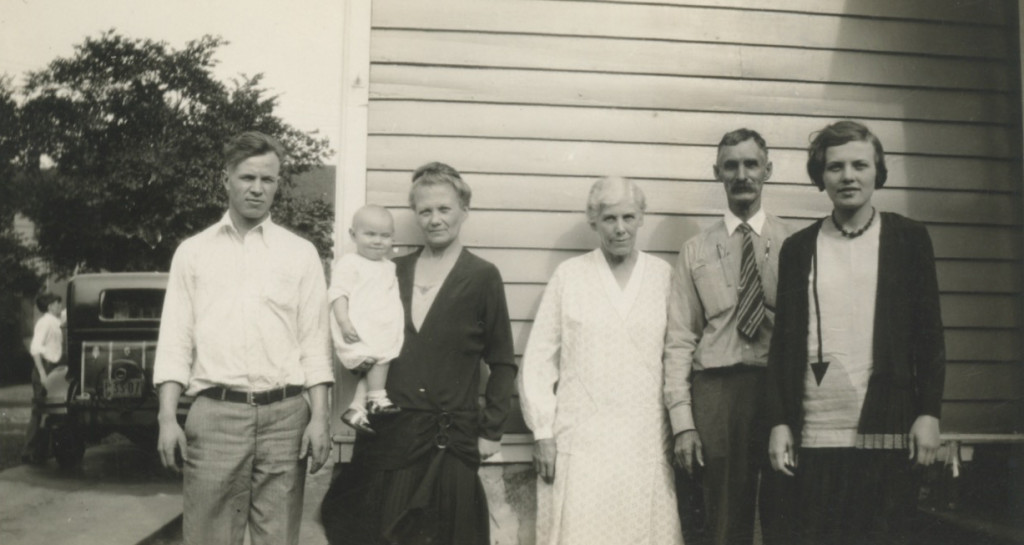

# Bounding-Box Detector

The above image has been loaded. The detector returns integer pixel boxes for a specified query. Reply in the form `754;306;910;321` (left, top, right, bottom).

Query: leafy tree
0;77;42;381
274;193;335;269
12;31;334;277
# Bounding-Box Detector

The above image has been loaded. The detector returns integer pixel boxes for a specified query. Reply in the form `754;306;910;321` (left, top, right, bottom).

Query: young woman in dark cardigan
322;162;517;545
766;120;946;545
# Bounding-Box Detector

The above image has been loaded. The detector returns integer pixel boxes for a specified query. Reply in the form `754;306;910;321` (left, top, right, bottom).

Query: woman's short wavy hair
408;162;472;210
806;120;888;190
586;177;646;223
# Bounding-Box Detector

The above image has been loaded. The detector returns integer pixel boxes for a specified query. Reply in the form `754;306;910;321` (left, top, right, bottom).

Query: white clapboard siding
388;210;1023;262
372;0;1013;59
367;136;1020;193
368;171;1021;226
371;65;1015;125
369;101;1019;159
944;363;1024;401
373;30;1014;92
358;0;1022;435
592;0;1013;25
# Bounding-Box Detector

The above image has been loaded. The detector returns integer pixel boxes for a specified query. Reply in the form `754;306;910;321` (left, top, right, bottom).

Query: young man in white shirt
22;292;63;464
154;131;333;545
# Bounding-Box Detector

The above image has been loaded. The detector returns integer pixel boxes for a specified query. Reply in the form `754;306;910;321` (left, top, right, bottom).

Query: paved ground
0;441;182;545
0;382;334;545
2;382;1020;545
0;383;33;471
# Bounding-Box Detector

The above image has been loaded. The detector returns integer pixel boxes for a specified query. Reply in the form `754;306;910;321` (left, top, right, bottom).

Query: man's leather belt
199;385;304;406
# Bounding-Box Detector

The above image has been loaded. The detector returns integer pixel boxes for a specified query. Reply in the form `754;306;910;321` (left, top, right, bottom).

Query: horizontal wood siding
364;0;1023;435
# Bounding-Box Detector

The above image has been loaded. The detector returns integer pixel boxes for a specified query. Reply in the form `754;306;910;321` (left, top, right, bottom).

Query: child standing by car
329;205;404;433
22;292;63;464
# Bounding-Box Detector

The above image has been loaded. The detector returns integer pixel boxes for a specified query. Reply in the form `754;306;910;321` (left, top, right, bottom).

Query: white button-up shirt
663;209;794;433
30;312;63;364
154;213;333;395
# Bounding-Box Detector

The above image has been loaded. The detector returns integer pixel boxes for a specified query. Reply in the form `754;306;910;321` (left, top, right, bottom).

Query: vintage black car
45;272;189;468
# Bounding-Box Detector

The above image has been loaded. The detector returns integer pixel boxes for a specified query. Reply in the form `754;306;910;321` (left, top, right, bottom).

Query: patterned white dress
519;250;683;545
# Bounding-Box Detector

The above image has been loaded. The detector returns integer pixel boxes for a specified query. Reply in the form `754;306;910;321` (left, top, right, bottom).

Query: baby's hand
340;321;361;344
354;358;376;373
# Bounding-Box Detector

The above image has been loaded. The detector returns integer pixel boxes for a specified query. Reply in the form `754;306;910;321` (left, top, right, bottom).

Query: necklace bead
831;207;876;239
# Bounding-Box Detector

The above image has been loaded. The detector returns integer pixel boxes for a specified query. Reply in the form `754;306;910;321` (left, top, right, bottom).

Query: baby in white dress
329;205;404;431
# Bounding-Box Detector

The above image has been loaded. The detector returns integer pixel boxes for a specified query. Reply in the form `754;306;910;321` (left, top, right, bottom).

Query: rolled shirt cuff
668;405;696;435
530;426;553;441
153;362;192;390
301;357;335;388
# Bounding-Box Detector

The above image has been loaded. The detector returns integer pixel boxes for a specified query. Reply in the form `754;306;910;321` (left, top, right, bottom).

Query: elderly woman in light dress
519;177;684;545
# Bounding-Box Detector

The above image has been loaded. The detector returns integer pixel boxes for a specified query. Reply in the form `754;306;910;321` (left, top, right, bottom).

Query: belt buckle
435;412;452;449
247;390;256;406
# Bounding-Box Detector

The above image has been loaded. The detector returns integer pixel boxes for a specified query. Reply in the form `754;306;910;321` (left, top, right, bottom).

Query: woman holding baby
323;162;517;545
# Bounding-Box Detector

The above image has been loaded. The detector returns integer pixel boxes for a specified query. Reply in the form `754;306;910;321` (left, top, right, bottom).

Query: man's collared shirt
30;312;63;364
663;209;792;433
154;213;333;395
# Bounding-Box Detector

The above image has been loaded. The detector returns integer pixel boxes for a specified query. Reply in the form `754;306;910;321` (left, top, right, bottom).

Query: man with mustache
154;131;333;545
664;129;794;545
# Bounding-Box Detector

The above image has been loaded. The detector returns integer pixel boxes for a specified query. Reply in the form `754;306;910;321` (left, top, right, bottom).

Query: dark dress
323;248;517;545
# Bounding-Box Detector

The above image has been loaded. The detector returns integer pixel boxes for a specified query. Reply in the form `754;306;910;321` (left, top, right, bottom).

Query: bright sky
0;0;343;162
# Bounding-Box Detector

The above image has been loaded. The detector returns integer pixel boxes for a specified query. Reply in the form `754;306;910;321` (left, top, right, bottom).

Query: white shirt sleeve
29;317;49;358
296;245;334;387
663;243;703;434
327;254;361;304
153;241;197;387
518;266;564;440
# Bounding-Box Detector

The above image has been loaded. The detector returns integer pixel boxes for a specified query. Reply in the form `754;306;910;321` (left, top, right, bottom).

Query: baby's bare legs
365;361;397;413
366;361;390;393
350;375;368;409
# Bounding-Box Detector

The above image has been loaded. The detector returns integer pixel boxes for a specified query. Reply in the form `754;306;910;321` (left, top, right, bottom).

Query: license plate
104;378;145;399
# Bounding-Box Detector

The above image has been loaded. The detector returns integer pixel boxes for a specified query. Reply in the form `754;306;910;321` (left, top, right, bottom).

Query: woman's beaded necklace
831;207;876;239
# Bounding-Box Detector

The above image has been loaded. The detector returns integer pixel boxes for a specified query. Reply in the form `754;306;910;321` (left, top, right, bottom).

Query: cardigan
386;247;518;443
765;213;946;448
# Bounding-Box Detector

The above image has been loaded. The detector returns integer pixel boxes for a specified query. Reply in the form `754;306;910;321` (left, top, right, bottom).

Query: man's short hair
409;162;472;209
806;120;888;190
223;131;286;171
586;176;647;223
36;292;61;313
717;128;769;158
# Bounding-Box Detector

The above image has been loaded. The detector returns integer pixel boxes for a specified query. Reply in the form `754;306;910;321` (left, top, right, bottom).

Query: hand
301;415;332;474
479;437;501;461
353;357;376;374
768;424;797;476
339;321;361;344
908;415;940;466
673;430;704;476
157;419;187;472
533;437;556;484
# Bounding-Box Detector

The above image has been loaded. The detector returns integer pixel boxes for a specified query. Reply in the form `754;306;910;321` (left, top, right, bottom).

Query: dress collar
216;212;275;247
724;208;766;236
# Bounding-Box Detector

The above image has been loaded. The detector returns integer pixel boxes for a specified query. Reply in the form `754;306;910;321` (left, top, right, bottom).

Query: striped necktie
736;223;766;340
